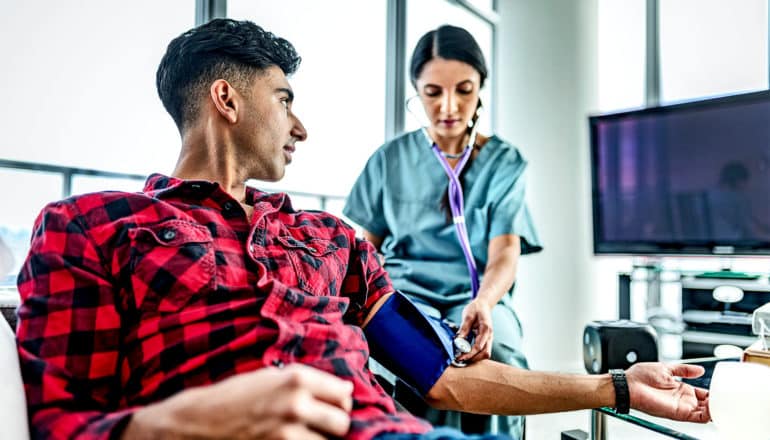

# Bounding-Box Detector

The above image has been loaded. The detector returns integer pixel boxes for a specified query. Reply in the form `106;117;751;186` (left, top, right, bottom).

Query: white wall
497;0;770;373
496;0;610;371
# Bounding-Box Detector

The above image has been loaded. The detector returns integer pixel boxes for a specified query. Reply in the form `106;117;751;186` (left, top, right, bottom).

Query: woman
344;25;541;437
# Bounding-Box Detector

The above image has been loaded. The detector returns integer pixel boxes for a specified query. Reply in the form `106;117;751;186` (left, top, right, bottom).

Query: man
16;19;709;440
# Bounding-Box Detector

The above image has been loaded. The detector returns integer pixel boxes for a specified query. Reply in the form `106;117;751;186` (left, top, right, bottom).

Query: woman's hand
456;298;494;363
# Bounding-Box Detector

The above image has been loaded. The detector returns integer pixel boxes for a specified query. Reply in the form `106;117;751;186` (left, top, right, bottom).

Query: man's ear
209;79;239;124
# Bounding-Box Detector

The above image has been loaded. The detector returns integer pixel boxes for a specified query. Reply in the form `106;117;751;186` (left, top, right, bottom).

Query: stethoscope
422;126;481;299
420;110;482;366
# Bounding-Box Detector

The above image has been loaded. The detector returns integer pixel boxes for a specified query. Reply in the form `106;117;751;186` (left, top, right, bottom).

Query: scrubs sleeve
343;149;389;237
488;163;543;255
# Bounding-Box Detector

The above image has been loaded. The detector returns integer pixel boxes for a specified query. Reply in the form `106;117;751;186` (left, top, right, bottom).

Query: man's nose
291;114;308;142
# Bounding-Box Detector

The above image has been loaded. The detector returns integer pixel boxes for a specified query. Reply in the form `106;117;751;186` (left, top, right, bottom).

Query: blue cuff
364;291;456;396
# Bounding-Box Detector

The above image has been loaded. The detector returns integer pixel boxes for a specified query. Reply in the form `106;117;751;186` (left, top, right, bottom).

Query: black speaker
583;320;658;374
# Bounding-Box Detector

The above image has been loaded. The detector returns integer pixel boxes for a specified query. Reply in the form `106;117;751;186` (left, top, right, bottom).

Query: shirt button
161;229;176;241
272;359;285;368
223;201;235;211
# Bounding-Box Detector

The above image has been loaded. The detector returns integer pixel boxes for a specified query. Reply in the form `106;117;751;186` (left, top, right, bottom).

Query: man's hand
457;298;494;362
123;364;353;439
627;363;710;423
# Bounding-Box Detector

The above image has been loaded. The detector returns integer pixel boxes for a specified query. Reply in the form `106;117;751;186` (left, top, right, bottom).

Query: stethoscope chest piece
451;336;472;367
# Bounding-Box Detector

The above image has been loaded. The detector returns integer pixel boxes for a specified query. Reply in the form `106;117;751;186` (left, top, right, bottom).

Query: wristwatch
608;369;630;414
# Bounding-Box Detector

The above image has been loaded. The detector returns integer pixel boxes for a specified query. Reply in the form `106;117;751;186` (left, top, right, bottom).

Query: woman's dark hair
409;24;487;89
156;18;301;132
410;25;487;223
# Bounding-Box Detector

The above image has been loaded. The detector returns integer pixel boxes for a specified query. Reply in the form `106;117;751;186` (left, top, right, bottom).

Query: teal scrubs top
344;130;542;306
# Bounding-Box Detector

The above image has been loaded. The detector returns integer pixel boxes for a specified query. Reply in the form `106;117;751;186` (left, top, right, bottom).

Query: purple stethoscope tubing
425;128;481;298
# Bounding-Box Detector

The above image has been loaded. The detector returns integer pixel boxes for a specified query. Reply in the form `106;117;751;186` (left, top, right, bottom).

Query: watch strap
608;369;630;414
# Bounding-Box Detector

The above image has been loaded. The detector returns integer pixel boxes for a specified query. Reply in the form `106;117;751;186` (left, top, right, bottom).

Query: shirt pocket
274;235;342;297
128;219;216;314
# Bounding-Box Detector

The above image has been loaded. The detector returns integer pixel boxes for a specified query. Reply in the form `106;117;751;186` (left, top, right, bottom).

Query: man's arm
18;202;354;440
363;294;710;423
122;364;353;439
424;360;710;422
16;201;134;439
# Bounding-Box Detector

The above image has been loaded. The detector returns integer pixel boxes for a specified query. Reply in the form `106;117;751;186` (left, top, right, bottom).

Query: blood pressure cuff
363;291;456;396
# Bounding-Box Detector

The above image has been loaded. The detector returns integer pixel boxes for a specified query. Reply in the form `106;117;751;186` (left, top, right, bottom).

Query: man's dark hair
156;18;301;131
409;24;488;89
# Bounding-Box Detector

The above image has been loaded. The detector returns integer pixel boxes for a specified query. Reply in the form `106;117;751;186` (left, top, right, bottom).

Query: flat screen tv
590;91;770;256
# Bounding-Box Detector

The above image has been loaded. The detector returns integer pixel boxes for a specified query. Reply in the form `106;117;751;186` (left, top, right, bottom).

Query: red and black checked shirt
16;174;431;440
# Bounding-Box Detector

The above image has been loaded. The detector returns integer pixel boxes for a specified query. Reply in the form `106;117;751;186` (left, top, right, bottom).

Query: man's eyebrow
276;87;294;102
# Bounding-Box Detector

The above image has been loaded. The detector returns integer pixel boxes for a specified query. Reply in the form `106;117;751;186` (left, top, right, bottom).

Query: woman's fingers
457;323;492;362
457;314;474;339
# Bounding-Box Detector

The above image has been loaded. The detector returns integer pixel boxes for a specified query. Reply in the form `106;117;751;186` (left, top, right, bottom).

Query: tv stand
617;269;770;359
694;270;760;280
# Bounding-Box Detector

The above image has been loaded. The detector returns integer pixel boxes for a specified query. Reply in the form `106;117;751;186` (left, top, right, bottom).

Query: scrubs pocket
128;219;215;313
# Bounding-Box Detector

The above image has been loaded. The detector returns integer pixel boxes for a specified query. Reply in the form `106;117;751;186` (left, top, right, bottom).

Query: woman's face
415;58;481;141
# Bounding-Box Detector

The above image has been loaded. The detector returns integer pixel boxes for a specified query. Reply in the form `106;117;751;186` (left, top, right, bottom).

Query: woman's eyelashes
423;86;442;97
422;86;475;98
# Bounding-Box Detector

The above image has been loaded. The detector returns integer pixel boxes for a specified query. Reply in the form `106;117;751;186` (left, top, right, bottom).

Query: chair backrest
0;316;30;440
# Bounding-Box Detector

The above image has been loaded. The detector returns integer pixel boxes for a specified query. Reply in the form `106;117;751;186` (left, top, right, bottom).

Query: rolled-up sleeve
340;237;393;325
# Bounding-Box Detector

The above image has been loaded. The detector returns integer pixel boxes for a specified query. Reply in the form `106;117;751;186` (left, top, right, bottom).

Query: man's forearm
426;360;615;415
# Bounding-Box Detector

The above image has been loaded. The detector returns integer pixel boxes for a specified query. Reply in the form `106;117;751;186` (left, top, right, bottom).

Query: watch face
454;337;472;354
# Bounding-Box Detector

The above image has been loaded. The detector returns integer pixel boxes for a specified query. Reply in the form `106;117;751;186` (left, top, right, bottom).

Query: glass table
590;357;737;440
591;407;720;440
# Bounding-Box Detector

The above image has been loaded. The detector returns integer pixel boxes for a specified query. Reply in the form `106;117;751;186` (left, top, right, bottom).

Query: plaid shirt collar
143;172;293;212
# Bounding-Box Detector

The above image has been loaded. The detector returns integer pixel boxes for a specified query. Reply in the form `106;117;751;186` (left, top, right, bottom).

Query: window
659;0;768;103
0;1;193;284
465;0;495;13
0;170;63;283
71;175;144;196
598;0;768;110
0;0;194;175
598;0;646;111
404;0;495;135
228;0;387;199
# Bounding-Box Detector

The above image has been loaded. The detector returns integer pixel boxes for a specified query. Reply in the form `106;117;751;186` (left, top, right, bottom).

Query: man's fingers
263;422;330;440
693;386;709;401
280;364;354;411
668;364;705;379
682;406;711;424
277;389;351;437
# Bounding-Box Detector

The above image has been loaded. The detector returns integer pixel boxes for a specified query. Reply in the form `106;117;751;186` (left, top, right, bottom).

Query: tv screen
590;91;770;255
